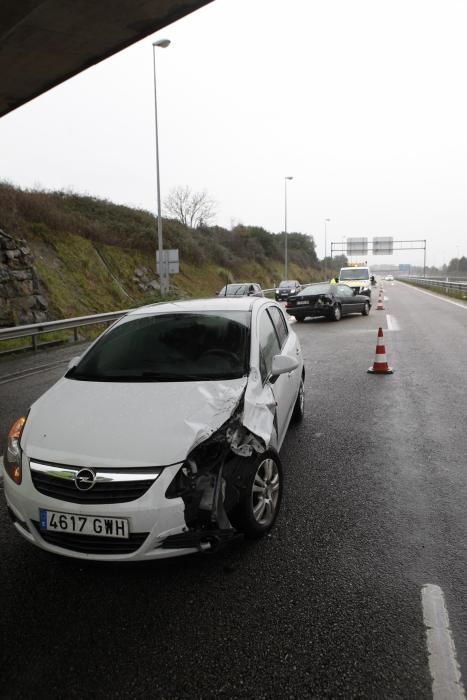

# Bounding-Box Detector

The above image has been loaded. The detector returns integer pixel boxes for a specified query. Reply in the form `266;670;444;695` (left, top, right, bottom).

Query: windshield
339;268;370;280
301;284;332;295
218;284;249;296
279;281;296;288
67;311;251;382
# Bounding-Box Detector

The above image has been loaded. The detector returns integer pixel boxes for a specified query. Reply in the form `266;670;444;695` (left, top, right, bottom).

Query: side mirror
67;356;80;370
271;354;299;377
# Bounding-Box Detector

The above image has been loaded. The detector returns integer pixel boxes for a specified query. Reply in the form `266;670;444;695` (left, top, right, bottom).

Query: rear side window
267;306;288;348
337;285;353;297
258;310;280;383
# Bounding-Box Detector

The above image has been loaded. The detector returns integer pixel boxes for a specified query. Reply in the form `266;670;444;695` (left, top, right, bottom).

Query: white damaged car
4;297;304;561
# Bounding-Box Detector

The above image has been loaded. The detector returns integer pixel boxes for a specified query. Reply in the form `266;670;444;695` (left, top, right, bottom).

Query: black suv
275;280;301;301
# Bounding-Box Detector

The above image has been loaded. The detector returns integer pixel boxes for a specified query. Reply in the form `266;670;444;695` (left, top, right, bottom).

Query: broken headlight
5;416;27;485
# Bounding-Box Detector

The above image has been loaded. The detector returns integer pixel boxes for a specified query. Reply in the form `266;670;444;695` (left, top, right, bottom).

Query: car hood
22;376;248;469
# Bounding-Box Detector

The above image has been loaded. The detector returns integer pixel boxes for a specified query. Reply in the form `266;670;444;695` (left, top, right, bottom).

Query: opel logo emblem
75;468;96;491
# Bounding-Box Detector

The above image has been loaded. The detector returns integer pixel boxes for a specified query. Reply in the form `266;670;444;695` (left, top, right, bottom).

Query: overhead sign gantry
331;237;427;276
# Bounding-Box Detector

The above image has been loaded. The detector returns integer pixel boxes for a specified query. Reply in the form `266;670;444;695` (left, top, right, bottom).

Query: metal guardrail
401;277;467;294
0;310;128;351
0;286;309;353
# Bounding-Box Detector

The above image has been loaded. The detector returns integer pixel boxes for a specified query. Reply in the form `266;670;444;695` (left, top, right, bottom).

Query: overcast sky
1;0;467;268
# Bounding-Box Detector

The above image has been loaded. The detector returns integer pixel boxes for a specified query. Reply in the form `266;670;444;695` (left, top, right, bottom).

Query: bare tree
164;186;216;228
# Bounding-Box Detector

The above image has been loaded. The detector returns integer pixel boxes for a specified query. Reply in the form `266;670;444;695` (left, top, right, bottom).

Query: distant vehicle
4;297;304;561
385;274;394;281
217;283;263;297
371;275;377;286
286;282;371;322
338;266;372;297
275;280;301;301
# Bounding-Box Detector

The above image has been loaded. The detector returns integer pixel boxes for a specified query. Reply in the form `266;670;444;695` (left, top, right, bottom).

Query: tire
228;450;283;539
362;301;370;316
294;314;305;322
330;304;341;321
291;374;305;423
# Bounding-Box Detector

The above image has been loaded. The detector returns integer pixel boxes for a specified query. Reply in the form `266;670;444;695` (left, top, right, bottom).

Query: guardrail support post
32;335;38;351
74;327;79;342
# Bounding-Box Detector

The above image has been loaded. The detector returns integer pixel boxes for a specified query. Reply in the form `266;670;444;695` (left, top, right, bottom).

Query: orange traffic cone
368;327;393;374
376;290;385;310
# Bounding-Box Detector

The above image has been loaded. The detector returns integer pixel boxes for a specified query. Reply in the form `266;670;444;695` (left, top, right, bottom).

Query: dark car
286;282;371;322
275;280;301;301
217;283;263;297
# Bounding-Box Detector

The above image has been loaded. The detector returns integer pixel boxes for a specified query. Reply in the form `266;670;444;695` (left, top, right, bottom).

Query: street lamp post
284;176;293;280
152;38;170;296
324;218;330;280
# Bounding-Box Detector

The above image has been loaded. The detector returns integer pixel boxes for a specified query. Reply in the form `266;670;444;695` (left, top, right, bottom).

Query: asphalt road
0;282;466;699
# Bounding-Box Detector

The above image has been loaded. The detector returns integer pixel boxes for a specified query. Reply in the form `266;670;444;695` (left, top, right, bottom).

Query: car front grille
32;522;148;555
29;460;161;504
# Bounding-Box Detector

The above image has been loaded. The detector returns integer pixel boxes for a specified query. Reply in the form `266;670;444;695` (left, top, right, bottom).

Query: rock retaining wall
0;228;48;327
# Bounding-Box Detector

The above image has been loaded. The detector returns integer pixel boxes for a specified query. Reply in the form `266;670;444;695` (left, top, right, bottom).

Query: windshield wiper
68;371;243;382
140;371;219;381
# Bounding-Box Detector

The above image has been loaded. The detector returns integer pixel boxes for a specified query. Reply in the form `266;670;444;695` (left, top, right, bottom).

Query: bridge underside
0;0;213;118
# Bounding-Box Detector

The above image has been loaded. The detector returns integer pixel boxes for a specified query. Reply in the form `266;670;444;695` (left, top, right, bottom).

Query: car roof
126;296;271;316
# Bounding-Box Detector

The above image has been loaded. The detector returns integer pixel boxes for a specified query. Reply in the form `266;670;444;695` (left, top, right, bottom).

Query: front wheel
330;304;341;321
362;301;370;316
228;450;283;539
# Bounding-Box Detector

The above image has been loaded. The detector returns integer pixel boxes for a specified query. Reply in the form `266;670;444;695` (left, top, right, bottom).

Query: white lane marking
0;360;69;386
421;584;466;700
386;314;400;331
402;283;467;310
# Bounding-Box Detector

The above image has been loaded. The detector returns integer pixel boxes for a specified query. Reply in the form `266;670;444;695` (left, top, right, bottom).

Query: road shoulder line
402;283;467;310
421;583;466;700
0;358;69;385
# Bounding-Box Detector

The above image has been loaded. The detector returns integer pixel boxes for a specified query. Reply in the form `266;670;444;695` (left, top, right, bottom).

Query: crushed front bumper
3;458;201;561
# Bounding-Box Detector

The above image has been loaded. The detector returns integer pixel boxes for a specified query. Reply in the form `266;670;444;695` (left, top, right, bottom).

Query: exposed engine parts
165;406;267;547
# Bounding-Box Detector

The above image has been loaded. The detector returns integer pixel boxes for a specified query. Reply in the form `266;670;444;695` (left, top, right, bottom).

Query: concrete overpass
0;0;213;118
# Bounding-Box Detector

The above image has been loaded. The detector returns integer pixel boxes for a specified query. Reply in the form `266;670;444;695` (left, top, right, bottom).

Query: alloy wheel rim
251;458;280;526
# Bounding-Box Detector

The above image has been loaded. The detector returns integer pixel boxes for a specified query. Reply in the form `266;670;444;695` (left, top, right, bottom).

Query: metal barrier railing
0;285;313;353
401;277;467;294
0;310;128;351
